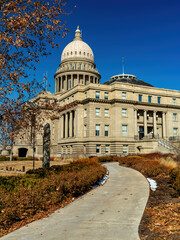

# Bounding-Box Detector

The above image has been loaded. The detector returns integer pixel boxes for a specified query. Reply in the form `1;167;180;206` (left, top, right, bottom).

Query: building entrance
18;148;28;157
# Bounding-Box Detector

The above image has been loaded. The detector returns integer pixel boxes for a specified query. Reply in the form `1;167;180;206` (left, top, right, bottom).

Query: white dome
61;27;94;62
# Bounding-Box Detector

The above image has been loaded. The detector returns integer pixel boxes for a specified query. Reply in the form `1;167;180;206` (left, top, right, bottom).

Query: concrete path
1;163;149;240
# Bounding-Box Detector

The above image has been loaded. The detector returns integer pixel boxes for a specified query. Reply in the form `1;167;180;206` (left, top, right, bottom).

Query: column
134;109;138;138
71;74;73;88
162;112;166;138
61;76;63;90
153;111;157;138
65;113;68;138
69;111;73;137
144;110;147;137
56;78;58;93
65;75;68;90
72;111;75;137
74;110;77;137
58;117;61;141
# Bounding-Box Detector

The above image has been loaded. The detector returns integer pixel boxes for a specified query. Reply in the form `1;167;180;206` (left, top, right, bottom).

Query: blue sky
34;0;180;92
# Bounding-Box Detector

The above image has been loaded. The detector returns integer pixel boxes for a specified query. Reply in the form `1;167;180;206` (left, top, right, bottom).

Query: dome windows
79;51;81;55
75;51;77;55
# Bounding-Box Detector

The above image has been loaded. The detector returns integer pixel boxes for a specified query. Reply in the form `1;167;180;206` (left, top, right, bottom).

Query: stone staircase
158;139;180;154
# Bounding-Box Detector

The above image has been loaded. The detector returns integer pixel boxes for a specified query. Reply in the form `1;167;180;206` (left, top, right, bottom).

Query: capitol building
13;27;180;158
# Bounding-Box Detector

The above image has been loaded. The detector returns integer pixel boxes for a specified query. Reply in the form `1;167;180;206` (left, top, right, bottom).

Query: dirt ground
139;176;180;240
0;160;71;176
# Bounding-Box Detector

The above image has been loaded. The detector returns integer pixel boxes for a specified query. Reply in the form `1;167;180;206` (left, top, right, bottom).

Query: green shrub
0;156;9;161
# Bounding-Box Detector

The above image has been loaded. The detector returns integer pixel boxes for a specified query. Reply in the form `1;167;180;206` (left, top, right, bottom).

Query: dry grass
0;159;72;176
159;156;179;169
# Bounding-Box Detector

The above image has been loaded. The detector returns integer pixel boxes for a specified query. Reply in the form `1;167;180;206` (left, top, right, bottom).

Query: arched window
79;51;81;55
84;52;85;55
71;51;73;55
87;53;89;57
75;51;77;55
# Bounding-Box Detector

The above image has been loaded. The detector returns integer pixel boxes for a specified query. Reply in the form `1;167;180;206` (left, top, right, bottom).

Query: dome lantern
74;26;82;41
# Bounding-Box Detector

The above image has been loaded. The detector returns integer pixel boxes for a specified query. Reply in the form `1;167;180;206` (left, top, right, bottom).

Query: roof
103;74;153;87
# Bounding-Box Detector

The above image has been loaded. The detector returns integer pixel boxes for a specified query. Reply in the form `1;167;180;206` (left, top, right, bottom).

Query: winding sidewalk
1;162;149;240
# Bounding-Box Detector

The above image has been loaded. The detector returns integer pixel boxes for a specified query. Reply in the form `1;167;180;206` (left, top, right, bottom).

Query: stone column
65;113;68;138
74;110;76;137
162;112;166;138
65;75;68;90
61;76;63;90
144;110;147;137
55;78;58;93
58;117;61;141
63;114;65;138
69;111;73;137
134;109;138;137
153;111;157;138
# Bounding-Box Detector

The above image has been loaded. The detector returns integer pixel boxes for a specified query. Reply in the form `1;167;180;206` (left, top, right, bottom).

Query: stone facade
13;27;180;158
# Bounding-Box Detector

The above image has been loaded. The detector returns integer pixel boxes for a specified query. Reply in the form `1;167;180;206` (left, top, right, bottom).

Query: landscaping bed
117;153;180;240
0;158;106;237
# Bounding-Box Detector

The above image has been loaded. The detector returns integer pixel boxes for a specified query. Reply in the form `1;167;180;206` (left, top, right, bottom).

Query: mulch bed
139;176;180;240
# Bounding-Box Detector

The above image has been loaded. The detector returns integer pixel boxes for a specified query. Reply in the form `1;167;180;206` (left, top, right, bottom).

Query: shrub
0;160;106;235
170;168;180;196
0;156;9;161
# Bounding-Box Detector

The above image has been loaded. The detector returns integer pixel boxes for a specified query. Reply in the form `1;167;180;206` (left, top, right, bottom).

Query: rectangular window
139;94;142;102
122;145;128;154
104;92;109;100
84;108;87;117
148;96;152;103
173;128;178;136
157;97;161;104
104;125;109;136
173;98;176;105
96;145;101;153
105;145;110;153
95;91;100;99
122;108;127;117
95;108;100;116
84;125;87;137
104;109;109;117
96;124;100;136
122;125;127;137
173;113;177;121
122;92;126;99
